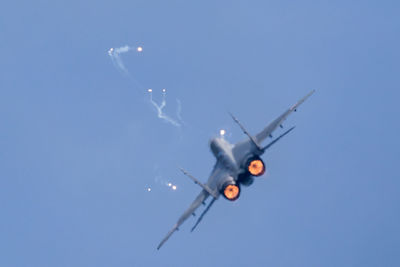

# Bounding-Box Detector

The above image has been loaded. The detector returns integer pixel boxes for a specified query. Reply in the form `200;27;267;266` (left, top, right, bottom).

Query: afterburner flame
248;159;265;176
223;184;240;201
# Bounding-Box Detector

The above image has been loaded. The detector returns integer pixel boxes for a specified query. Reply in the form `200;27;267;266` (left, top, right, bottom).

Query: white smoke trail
176;99;184;125
108;45;143;75
108;46;131;74
108;45;146;91
146;169;179;193
146;179;178;193
148;89;181;128
107;45;185;127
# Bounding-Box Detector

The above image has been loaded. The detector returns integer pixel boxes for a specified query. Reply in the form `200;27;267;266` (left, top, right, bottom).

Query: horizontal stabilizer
262;126;295;151
191;198;217;232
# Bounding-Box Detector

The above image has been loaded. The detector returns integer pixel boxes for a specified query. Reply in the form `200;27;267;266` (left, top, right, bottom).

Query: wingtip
156;240;164;250
305;89;316;99
157;224;178;250
190;223;198;232
291;90;315;111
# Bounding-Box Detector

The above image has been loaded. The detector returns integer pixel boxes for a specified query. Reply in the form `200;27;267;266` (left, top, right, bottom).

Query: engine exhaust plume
148;88;182;128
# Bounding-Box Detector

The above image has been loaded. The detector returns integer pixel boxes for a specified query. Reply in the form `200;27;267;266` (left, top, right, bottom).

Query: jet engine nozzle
220;180;241;201
247;157;265;177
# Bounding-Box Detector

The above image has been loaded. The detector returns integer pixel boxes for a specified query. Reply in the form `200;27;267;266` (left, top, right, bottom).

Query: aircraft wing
157;162;226;250
157;189;210;250
255;90;315;144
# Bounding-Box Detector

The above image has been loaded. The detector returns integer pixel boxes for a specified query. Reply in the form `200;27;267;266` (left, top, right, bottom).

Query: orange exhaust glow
248;159;265;176
223;184;240;201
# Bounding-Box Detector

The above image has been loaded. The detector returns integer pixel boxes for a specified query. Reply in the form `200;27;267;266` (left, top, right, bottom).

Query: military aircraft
157;90;315;250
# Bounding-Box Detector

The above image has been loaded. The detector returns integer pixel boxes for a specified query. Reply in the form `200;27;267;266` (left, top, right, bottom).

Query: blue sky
1;0;399;266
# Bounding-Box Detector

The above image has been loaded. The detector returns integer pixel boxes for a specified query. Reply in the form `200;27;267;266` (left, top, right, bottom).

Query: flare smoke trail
108;46;134;74
176;99;184;125
148;89;182;128
108;44;184;128
147;167;180;193
108;45;145;90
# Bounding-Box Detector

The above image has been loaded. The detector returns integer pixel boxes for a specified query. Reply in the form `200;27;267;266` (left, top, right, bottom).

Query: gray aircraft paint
157;90;315;250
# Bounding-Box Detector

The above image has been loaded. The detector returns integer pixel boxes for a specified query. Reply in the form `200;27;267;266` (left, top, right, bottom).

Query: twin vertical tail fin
230;114;296;152
230;90;315;151
179;168;219;199
229;112;263;151
178;168;218;233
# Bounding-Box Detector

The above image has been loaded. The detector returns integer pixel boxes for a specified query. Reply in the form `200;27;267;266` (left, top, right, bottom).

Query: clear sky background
1;0;399;266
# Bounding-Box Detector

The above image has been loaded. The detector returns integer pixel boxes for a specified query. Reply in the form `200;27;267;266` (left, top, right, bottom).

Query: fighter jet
157;90;315;250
